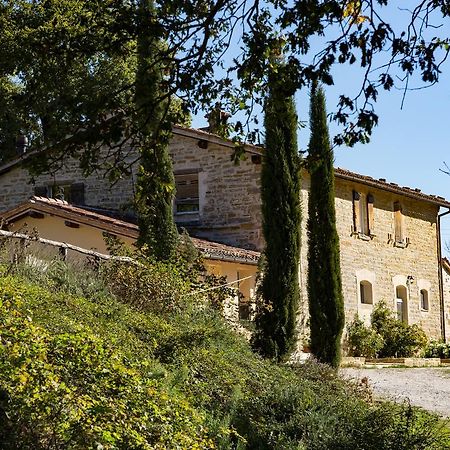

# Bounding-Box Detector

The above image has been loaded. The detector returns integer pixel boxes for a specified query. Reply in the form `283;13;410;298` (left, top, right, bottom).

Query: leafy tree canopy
0;1;449;172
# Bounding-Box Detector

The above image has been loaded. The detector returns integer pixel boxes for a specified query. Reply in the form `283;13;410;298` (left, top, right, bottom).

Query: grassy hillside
0;257;449;449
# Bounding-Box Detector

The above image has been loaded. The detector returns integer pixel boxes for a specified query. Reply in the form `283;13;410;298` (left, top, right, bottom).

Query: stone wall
0;132;263;250
169;134;263;250
299;173;442;341
0;152;137;214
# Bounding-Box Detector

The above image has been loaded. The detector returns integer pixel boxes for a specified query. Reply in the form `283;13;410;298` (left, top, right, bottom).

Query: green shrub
232;360;450;450
424;340;450;359
371;301;428;357
1;262;449;450
0;293;213;449
103;233;235;314
346;316;384;357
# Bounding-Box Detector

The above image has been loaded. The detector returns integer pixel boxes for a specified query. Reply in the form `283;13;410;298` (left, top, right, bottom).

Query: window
394;202;405;244
237;270;252;320
352;191;374;236
174;172;199;214
359;281;373;304
420;289;429;311
395;285;408;323
238;301;251;320
34;183;85;205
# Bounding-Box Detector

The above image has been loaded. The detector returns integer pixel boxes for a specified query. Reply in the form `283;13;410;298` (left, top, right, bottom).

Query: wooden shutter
394;201;403;242
71;183;85;205
367;194;374;235
175;173;199;212
34;186;48;197
352;191;360;233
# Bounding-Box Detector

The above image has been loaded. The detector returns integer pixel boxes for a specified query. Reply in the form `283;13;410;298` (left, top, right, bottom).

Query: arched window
360;281;373;304
396;285;408;323
420;289;429;311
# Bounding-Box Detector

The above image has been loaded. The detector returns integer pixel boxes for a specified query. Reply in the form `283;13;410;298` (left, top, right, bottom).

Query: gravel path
341;368;450;417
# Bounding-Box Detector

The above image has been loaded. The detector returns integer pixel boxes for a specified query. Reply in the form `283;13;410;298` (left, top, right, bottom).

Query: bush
424;341;450;359
371;301;428;357
102;233;235;314
345;303;428;358
232;360;449;450
1;262;449;450
346;316;384;357
0;293;213;449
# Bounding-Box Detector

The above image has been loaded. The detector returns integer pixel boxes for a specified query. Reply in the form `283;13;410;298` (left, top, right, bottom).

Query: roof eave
335;171;450;208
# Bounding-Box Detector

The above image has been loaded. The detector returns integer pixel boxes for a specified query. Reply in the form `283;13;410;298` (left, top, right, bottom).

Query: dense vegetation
134;0;179;260
346;301;428;358
0;252;449;449
253;67;302;361
307;84;344;368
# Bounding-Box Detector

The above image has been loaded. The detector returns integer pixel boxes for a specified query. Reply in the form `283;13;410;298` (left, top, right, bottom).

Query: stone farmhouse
0;125;449;343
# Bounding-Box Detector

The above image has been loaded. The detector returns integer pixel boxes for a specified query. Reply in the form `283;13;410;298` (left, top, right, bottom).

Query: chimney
16;134;28;155
205;103;230;137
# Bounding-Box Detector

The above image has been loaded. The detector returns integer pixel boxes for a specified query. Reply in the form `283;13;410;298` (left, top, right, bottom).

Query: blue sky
192;3;450;252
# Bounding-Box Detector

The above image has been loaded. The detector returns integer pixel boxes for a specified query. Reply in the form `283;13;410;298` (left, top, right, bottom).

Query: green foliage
103;232;234;314
134;0;179;260
345;302;428;358
0;288;213;449
253;66;302;361
424;340;450;359
0;259;449;449
307;83;345;367
232;359;450;450
371;301;428;358
346;316;384;358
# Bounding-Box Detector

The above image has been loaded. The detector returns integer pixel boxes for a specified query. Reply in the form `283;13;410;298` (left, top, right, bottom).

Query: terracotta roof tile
334;168;450;208
3;197;260;265
190;236;260;264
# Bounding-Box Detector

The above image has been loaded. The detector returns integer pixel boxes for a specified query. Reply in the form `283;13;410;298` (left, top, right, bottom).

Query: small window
175;173;199;214
353;191;374;236
420;289;429;311
394;202;405;243
396;285;408;322
34;183;85;205
360;281;373;304
50;184;72;202
359;194;369;235
238;301;251;320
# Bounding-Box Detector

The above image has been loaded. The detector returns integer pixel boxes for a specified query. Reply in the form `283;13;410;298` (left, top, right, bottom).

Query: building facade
0;125;449;342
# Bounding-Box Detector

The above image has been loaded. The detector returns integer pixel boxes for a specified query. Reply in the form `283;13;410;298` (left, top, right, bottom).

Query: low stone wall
342;356;443;367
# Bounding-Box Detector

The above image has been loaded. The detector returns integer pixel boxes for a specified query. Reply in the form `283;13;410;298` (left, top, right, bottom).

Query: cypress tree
135;0;178;260
307;84;344;367
253;68;302;361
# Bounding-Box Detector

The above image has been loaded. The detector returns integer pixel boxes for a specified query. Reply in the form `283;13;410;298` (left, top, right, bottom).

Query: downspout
437;208;450;342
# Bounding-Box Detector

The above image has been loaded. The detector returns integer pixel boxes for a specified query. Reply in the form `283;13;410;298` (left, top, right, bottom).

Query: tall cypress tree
253;68;302;361
135;0;178;260
307;84;344;368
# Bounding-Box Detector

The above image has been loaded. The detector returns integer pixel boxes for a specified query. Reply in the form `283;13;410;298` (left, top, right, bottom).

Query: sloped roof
190;236;260;264
334;168;450;208
0;125;263;177
0;127;448;207
1;197;260;265
173;125;263;155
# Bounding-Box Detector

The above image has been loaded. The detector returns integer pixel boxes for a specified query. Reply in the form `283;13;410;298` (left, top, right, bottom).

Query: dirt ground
341;368;450;417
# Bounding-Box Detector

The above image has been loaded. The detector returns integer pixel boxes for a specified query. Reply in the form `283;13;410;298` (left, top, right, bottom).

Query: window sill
420;308;429;313
175;211;199;216
174;212;200;224
394;241;408;248
352;232;376;241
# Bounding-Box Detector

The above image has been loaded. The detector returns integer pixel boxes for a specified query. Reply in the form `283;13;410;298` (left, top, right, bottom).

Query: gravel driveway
341;368;450;417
